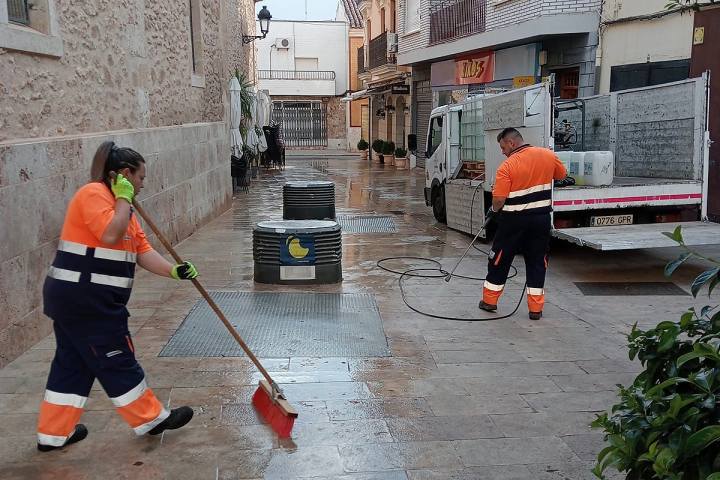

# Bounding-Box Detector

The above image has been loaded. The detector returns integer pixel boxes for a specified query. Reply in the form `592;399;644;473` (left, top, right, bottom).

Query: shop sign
391;84;410;94
512;76;536;88
455;52;494;85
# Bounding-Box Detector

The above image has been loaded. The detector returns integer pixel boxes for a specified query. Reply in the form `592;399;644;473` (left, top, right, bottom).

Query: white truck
422;74;720;250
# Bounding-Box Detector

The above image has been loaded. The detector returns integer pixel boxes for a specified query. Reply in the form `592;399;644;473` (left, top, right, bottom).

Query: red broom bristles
252;383;297;438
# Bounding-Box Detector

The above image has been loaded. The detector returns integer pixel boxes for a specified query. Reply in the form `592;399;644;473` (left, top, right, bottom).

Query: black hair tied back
90;140;146;187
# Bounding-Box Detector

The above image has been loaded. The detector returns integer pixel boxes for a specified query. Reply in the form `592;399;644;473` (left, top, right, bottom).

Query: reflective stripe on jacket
43;182;153;320
492;145;567;215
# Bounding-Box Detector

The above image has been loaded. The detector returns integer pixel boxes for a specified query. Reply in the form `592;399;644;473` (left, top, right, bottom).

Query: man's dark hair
497;127;524;143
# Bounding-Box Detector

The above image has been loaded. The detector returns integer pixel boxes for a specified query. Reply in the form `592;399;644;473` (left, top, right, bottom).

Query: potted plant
357;139;369;161
394;147;408;169
592;225;720;480
371;139;385;164
383;141;396;166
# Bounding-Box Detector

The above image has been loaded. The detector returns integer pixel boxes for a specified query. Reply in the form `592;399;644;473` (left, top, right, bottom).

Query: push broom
129;196;298;437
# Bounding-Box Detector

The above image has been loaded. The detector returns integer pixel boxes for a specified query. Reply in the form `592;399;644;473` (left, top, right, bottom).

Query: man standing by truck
479;128;567;320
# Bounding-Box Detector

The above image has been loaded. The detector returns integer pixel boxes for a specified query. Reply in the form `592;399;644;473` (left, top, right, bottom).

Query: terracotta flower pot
386;155;395;166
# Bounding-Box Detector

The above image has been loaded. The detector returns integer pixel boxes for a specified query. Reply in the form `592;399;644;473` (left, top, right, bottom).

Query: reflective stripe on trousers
483;214;551;312
37;321;168;446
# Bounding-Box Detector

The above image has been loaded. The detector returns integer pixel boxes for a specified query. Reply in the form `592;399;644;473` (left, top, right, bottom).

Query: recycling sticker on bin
280;234;316;265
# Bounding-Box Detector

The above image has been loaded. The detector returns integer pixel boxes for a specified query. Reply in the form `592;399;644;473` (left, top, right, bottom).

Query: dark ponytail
90;141;146;188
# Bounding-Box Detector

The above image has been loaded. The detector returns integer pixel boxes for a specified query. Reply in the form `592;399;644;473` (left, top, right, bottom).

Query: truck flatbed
552;221;720;250
563;177;700;188
553;179;702;211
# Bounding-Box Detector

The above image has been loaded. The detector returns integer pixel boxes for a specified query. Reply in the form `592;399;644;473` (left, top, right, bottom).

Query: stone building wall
327;97;347;149
0;0;255;141
0;0;258;367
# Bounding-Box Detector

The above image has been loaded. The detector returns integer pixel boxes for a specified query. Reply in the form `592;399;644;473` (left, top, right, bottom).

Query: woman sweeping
37;141;198;451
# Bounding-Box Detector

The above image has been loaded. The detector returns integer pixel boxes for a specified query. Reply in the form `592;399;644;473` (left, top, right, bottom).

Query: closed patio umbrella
229;77;243;155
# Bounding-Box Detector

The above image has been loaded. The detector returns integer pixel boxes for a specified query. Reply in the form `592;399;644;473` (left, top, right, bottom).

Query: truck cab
423;104;462;222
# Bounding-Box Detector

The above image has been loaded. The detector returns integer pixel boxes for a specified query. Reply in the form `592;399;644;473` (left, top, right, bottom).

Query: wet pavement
2;155;718;479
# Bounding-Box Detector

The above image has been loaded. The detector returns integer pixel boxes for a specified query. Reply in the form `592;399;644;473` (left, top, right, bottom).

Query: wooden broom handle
131;200;276;388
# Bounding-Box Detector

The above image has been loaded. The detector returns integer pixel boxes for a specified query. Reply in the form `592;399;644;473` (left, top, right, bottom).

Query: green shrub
383;141;395;155
592;226;720;480
371;139;385;154
395;147;407;157
357;139;369;151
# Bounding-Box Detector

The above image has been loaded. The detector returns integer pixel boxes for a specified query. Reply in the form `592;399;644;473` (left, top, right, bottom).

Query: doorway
554;67;580;99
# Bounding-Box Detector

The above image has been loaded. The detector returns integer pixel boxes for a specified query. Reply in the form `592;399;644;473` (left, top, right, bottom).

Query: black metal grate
429;0;486;45
159;292;389;357
368;32;396;70
336;215;398;233
574;282;688;296
258;70;336;80
8;0;29;25
272;101;328;148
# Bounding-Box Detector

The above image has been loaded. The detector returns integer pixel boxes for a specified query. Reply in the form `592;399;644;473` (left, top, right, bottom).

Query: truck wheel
432;185;447;223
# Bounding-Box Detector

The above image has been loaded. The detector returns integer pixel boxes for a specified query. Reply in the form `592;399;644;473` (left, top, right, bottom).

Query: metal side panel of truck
424;75;720;250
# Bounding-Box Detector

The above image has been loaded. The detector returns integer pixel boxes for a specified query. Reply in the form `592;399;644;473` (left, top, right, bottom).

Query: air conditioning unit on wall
387;33;398;53
276;38;292;49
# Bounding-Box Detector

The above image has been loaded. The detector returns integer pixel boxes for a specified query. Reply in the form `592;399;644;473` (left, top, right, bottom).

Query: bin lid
284;181;334;188
255;220;340;234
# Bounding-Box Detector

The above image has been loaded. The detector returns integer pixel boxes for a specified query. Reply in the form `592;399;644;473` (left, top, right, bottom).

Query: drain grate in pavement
574;282;688;296
336;215;397;233
160;292;390;357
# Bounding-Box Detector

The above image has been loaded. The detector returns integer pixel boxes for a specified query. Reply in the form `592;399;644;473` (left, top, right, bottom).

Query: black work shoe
148;406;194;436
478;301;497;312
529;311;543;320
37;424;88;452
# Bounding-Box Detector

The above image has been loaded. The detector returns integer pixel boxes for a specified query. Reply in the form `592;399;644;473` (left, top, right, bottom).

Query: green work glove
171;261;199;280
111;173;134;203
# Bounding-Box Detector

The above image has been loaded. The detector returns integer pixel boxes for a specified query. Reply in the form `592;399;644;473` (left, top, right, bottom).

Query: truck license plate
590;214;633;227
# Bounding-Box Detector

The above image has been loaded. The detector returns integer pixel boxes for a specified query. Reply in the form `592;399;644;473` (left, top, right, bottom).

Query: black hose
376;255;526;322
375;178;527;321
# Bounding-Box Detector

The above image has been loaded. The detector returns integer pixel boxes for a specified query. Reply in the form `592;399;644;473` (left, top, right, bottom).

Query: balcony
258;70;336;80
358;46;366;73
429;0;486;45
368;31;397;71
257;70;336;96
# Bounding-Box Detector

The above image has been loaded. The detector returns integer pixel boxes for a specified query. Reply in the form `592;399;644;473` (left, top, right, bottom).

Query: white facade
597;0;694;94
256;20;349;97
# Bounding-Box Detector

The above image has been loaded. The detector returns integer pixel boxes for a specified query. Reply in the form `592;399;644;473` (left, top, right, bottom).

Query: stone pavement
1;156;717;479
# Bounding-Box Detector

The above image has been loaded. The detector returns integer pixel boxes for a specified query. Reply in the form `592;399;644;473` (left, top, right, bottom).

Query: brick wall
486;0;543;31
398;0;430;55
398;0;601;55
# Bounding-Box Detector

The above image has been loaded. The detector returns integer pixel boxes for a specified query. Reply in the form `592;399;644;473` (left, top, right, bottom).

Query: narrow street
1;155;715;479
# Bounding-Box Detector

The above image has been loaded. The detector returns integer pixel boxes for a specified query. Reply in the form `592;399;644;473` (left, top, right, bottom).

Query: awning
340;89;369;102
367;80;409;94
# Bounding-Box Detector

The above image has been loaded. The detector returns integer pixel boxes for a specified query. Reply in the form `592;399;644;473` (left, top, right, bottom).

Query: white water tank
556;151;614;186
583;151;614;186
556;151;585;184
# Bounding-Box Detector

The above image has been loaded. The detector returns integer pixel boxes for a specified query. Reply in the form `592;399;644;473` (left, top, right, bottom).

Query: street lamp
243;5;272;44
